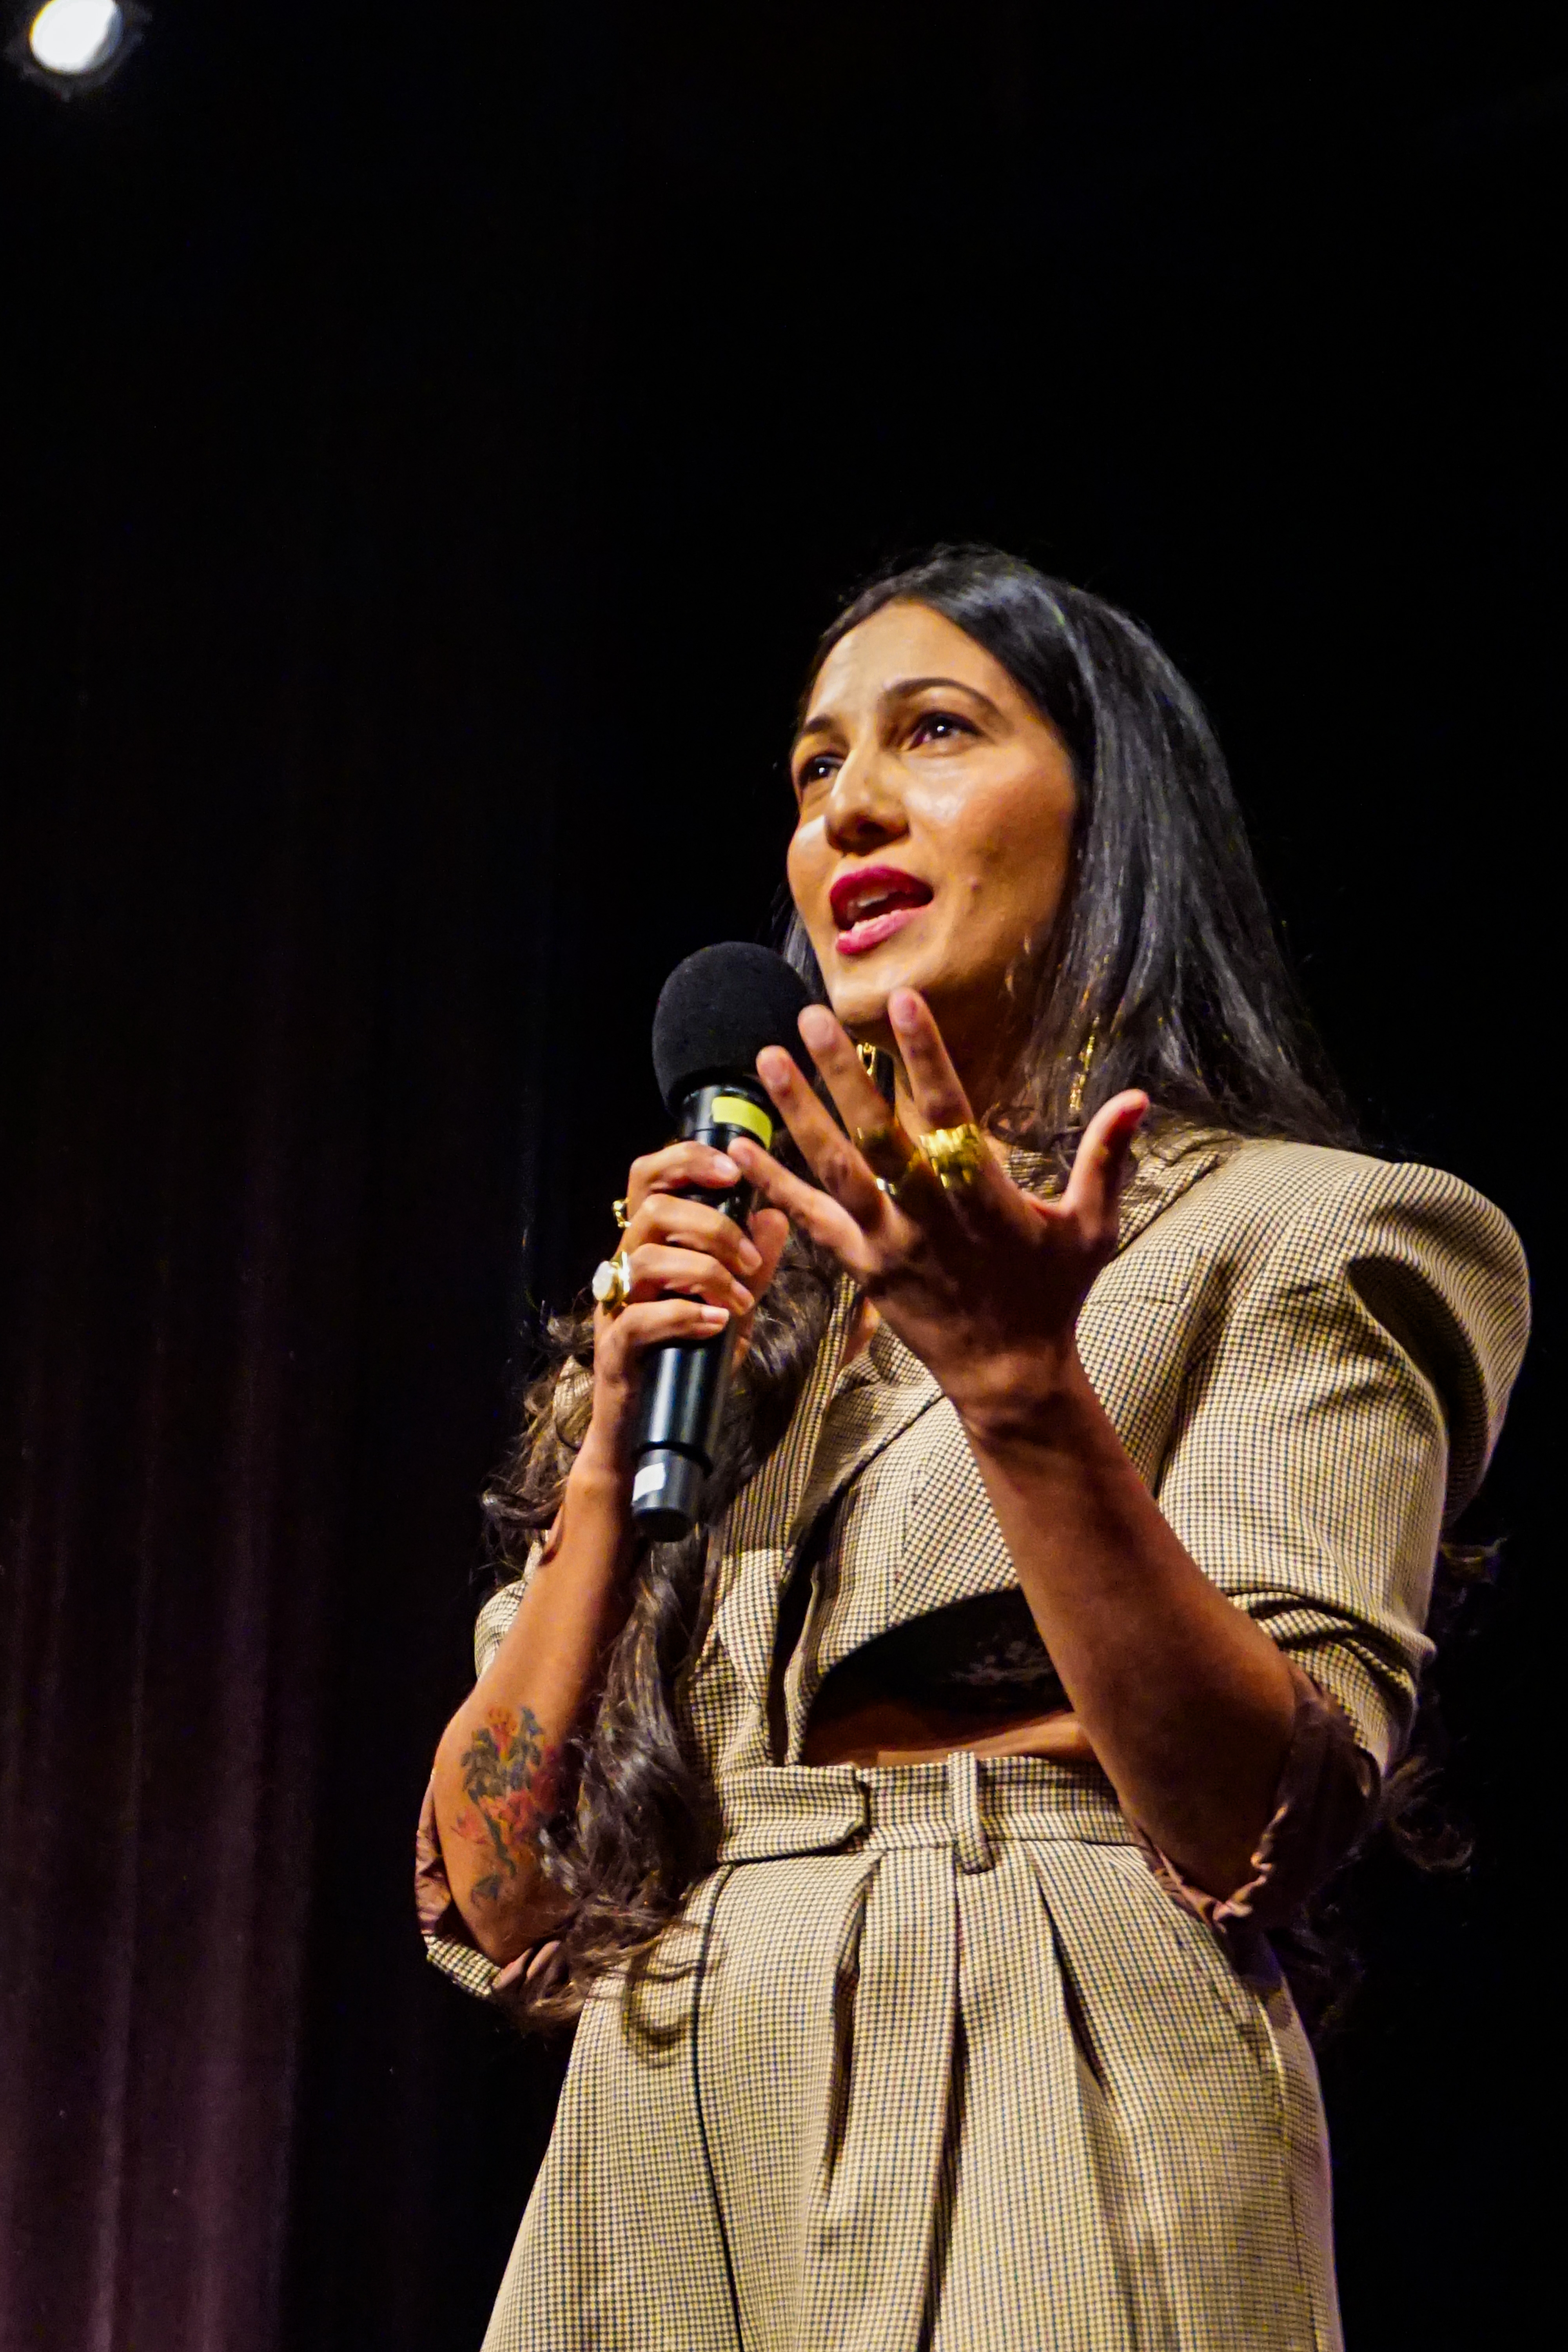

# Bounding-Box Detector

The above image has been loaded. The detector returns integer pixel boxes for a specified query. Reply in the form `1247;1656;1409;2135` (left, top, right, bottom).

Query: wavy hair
483;546;1388;2033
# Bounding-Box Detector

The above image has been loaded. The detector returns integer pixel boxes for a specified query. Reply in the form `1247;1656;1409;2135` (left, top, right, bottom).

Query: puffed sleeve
1154;1146;1530;1774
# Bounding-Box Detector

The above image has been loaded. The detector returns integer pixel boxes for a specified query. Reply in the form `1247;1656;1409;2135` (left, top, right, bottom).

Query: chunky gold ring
853;1118;920;1185
876;1160;929;1208
591;1250;634;1314
917;1121;987;1191
611;1197;630;1231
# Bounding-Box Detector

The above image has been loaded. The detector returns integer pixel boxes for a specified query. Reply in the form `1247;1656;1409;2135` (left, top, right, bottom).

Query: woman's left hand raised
728;988;1148;1440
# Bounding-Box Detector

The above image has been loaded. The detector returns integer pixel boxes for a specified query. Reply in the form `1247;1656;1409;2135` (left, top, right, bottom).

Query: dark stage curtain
1;9;1559;2350
0;377;570;2350
0;29;589;2341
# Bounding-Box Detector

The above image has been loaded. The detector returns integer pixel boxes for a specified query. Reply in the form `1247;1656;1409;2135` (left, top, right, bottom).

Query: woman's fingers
1060;1091;1149;1243
728;1133;871;1261
624;1140;741;1221
625;1191;764;1277
753;1044;886;1229
746;1206;792;1290
590;1290;732;1463
625;1243;754;1317
795;1005;904;1149
595;1295;730;1366
730;1206;793;1367
876;990;1018;1232
886;989;975;1130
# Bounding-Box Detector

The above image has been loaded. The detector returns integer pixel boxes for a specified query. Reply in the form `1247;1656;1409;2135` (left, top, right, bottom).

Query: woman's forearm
428;1132;789;1967
733;1018;1296;1897
959;1348;1297;1898
431;1446;636;1962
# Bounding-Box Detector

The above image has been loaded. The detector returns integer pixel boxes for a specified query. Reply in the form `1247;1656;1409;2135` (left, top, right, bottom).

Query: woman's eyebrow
883;674;1003;716
795;675;1002;752
793;710;837;745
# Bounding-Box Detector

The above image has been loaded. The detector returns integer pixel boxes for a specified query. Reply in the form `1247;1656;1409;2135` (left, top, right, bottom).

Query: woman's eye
795;755;838;794
909;710;974;746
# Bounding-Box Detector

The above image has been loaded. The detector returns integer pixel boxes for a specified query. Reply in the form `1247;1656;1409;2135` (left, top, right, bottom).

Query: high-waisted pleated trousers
481;1753;1341;2352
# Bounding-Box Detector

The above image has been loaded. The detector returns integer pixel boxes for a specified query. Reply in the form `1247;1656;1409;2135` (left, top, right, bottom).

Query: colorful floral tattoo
454;1704;561;1908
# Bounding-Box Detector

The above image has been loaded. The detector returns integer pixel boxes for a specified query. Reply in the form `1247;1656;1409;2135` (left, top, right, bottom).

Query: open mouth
829;864;935;957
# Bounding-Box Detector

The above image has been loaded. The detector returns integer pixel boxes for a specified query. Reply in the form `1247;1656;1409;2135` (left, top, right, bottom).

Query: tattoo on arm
453;1704;562;1909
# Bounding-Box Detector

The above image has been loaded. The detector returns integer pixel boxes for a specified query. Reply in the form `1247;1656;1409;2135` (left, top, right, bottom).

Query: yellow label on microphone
710;1094;774;1147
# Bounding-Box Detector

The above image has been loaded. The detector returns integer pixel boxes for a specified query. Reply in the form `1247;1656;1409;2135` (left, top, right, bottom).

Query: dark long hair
781;546;1354;1154
483;547;1382;2031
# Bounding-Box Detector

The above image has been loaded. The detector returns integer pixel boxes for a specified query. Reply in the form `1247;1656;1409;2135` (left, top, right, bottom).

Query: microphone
630;942;812;1540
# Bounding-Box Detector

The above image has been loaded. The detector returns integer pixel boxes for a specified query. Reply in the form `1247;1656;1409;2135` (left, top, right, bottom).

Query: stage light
8;0;144;90
27;0;122;73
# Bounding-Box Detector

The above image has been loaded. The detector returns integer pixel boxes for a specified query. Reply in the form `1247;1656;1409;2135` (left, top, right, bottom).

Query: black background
0;7;1560;2348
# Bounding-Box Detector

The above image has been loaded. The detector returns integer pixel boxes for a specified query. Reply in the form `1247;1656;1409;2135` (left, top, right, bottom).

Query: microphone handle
629;1080;776;1541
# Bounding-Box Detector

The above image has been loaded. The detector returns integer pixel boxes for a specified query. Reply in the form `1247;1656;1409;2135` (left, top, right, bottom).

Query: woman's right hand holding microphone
429;1144;789;1965
578;1142;791;1492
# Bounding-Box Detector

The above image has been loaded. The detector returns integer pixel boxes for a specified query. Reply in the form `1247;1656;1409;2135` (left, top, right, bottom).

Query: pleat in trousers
481;1751;1340;2352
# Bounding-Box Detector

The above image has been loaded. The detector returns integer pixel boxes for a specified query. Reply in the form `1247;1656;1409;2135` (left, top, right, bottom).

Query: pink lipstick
828;864;934;958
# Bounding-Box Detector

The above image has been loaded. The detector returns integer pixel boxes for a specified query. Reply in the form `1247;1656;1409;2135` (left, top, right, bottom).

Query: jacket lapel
707;1127;1234;1714
789;1314;942;1545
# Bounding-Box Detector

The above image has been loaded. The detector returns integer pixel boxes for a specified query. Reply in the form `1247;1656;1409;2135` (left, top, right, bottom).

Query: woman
417;547;1529;2351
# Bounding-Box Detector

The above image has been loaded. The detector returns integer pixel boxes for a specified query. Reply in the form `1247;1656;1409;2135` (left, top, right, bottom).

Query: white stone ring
592;1250;633;1315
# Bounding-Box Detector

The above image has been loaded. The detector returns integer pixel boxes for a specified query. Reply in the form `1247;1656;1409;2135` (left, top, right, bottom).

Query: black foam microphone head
651;942;813;1114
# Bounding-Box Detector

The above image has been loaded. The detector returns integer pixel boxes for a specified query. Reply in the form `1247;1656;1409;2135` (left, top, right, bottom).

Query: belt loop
947;1748;992;1873
846;1768;871;1849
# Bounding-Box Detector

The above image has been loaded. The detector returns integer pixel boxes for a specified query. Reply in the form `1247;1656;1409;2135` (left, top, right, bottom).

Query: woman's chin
826;949;946;1031
822;971;900;1038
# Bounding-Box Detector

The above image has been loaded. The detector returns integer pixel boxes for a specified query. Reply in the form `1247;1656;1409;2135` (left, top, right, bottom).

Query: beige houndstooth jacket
421;1129;1529;2352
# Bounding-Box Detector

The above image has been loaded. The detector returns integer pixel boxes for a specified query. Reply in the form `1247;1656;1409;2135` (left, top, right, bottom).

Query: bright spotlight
9;0;142;91
28;0;122;73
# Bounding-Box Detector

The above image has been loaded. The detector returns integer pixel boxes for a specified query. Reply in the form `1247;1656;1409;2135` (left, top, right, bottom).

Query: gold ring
876;1161;929;1208
917;1122;987;1191
853;1118;921;1188
591;1250;634;1314
611;1197;630;1230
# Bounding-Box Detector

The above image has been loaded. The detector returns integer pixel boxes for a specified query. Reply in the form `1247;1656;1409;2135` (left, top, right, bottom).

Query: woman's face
787;600;1078;1103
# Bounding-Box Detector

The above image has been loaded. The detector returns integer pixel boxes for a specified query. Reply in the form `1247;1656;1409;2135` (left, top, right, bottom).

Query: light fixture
30;0;122;72
8;0;143;91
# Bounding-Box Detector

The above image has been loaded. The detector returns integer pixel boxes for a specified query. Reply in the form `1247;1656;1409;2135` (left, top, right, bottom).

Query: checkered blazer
433;1131;1529;2352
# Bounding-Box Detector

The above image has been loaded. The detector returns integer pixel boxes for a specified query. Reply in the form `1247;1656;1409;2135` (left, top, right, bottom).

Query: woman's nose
823;752;908;854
